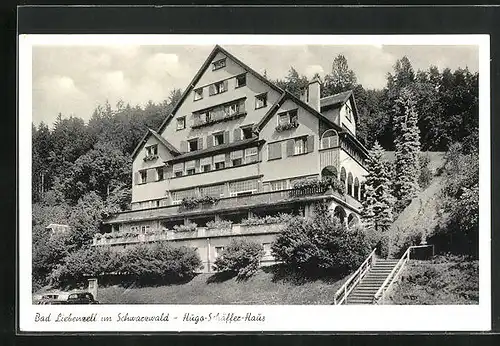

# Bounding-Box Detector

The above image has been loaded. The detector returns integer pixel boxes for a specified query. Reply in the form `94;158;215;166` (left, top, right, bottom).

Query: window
214;246;224;258
229;179;258;197
156;167;164;181
345;104;353;122
173;163;184;177
140;225;150;234
194;88;203;101
186;160;196;175
245;147;259;163
200;157;212;172
209;80;228;96
270;179;288;191
200;184;224;198
176;117;186;130
242;126;253;139
212;58;226;70
146;144;158;156
171;189;197;204
262;243;272;256
231;150;243;166
188;138;199;152
321;129;339;149
192;99;245;127
214;132;225;146
214;154;225;170
139;170;147;184
278;109;298;125
294;137;307;155
236;74;246;88
268;142;282;160
255;93;267;109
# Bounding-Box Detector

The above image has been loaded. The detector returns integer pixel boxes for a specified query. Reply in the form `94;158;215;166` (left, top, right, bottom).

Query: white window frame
229;179;258;197
255;93;267;109
139;170;147;184
146;144;158;156
156;167;164;181
244;147;258;163
236;73;246;88
214;132;225;146
294;137;306;155
212;58;226;71
194;88;203;101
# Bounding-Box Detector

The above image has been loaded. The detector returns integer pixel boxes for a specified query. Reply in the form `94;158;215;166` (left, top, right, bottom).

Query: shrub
241;213;292;226
213;239;264;280
180;196;219;210
206;219;233;230
272;203;370;278
173;222;198;233
363;226;389;258
388;227;423;258
292;177;345;195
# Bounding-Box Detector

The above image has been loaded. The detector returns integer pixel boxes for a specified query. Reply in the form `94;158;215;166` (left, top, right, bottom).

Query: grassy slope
96;269;348;304
384;255;479;305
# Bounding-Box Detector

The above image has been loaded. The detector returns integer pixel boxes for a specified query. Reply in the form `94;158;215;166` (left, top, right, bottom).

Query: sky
32;44;479;128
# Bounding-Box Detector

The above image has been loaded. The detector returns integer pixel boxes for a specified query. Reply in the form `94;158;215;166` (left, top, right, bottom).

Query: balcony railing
93;223;284;246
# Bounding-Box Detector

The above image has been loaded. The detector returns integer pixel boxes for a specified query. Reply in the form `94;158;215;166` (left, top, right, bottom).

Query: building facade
94;45;369;272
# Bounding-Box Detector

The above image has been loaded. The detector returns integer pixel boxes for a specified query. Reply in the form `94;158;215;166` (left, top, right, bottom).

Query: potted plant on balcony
173;222;198;233
180;196;219;210
143;154;159;162
275;121;299;133
206;219;233;233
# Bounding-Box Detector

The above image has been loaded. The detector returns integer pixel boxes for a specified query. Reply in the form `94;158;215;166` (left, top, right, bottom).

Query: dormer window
209;80;228;96
188;138;199;152
242;125;253;140
212;58;226;71
345;104;353;122
194;88;203;101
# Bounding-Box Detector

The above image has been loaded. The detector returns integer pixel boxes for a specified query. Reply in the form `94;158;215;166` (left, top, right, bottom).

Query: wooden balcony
105;186;339;225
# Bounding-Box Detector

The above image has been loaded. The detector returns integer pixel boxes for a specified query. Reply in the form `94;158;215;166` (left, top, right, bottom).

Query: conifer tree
362;141;395;232
393;87;421;212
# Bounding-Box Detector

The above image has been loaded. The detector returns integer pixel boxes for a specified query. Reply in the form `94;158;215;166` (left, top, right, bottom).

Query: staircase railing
333;248;377;305
373;244;434;304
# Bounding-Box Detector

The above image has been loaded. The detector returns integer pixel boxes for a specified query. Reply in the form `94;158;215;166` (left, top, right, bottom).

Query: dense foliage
271;203;370;278
212;239;264;280
49;243;202;287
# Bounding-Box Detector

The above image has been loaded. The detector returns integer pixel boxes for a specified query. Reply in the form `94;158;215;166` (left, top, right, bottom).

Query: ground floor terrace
95;186;363;272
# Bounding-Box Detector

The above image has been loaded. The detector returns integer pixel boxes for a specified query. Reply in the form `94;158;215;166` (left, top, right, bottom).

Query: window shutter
207;135;213;148
195;159;200;170
134;172;139;185
233;128;241;141
225;153;231;167
286;139;294;157
307;135;314;153
209;84;216;96
180;140;188;153
197;137;203;150
224;131;230;144
192;113;200;126
223;80;228;92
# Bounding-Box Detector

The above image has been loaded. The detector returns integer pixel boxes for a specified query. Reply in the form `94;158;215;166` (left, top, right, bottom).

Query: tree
213;239;264;280
323;54;358;97
274;67;309;98
393;87;421;212
362;141;395;232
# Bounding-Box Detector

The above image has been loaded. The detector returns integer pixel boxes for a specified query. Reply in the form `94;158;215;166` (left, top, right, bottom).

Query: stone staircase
345;258;400;305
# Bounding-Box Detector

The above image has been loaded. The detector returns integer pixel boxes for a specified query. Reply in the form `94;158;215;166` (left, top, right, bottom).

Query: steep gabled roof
156;45;282;135
320;90;352;109
131;128;180;160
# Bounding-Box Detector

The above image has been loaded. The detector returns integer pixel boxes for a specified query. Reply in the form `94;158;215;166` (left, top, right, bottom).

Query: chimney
306;76;321;111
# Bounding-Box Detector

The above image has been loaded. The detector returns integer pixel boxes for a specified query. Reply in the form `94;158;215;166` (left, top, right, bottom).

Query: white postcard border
18;34;491;332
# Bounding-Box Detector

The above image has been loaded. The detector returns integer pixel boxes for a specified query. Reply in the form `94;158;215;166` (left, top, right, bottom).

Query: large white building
94;45;369;272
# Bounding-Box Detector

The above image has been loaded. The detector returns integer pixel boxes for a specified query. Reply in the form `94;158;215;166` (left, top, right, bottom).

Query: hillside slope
95;269;348;305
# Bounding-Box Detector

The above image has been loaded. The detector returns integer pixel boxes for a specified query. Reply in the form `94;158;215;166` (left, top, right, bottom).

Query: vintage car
65;292;99;305
35;291;98;305
35;293;68;305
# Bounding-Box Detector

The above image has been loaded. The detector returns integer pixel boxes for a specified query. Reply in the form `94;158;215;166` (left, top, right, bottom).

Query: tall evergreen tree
393;87;421;212
323;54;357;97
274;67;309;98
362;142;395;232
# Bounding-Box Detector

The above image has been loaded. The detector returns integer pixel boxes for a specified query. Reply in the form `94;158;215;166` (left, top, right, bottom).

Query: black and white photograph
18;34;490;332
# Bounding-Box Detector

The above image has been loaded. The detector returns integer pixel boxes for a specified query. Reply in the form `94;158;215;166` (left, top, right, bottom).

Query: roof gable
131;128;180;160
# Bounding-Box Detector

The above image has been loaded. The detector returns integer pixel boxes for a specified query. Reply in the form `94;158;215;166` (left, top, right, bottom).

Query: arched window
347;213;360;228
340;167;346;188
347;173;353;197
354;177;360;200
321;129;339;149
321;166;338;179
334;206;346;224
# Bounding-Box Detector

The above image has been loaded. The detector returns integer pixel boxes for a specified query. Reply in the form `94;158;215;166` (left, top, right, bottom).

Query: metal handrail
333;248;377;305
373;244;433;304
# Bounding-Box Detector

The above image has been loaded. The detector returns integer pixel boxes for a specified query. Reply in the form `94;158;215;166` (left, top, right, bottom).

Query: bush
291;177;345;195
272;203;370;278
388;227;423;258
363;226;389;258
180;196;219;209
212;239;264;280
173;222;198;233
241;213;292;226
206;219;233;230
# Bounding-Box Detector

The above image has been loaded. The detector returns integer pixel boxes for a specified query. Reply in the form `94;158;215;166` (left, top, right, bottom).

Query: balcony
105;186;343;225
93;223;284;246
